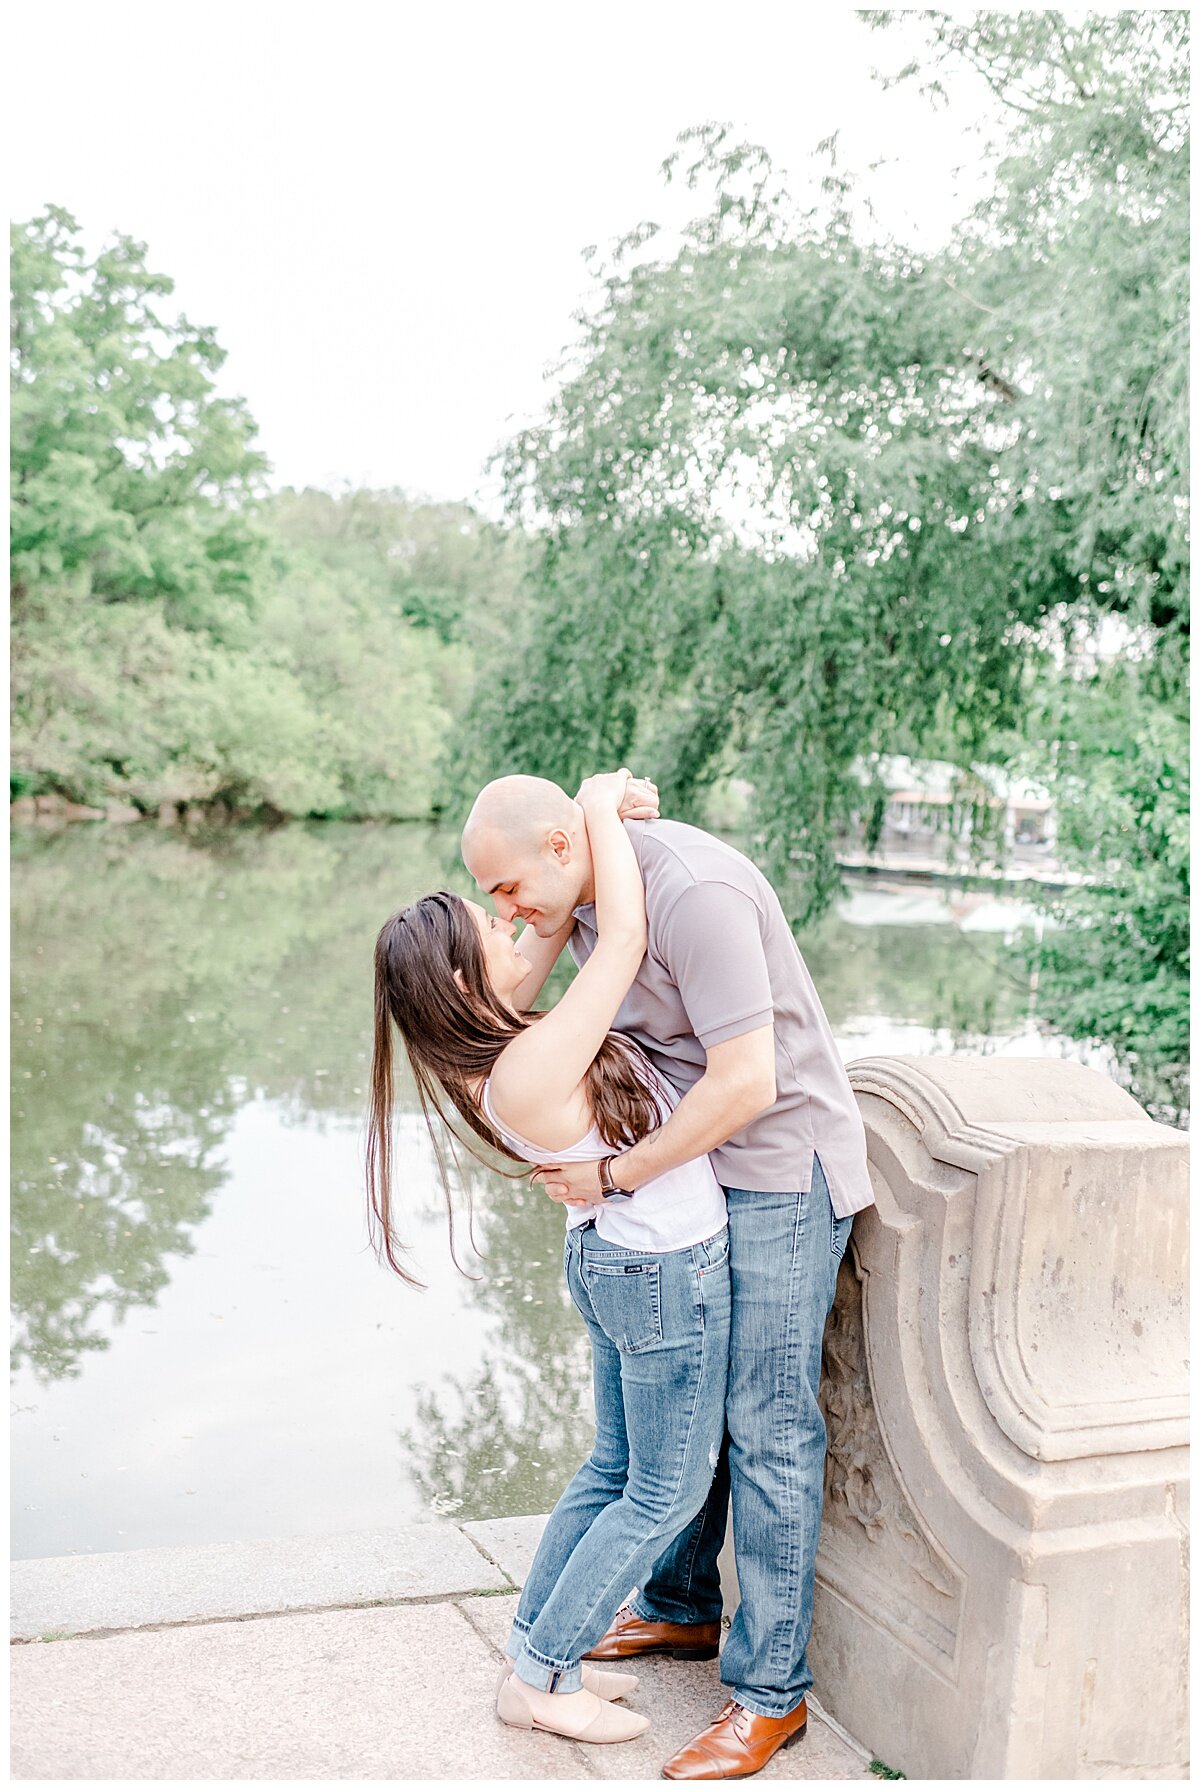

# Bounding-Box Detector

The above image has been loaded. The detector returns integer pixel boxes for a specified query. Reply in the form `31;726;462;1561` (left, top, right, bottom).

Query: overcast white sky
10;3;1003;509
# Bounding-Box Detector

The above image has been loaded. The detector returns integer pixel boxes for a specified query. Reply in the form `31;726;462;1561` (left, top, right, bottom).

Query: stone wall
811;1056;1189;1779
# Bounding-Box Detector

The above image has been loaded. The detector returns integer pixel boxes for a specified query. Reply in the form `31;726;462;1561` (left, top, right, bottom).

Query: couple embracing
368;769;873;1780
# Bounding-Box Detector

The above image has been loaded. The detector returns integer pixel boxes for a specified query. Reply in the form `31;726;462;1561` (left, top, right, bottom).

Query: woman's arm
488;773;647;1137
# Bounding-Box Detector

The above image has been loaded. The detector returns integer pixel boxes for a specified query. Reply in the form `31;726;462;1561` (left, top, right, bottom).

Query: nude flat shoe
496;1671;650;1743
495;1657;639;1702
583;1663;640;1702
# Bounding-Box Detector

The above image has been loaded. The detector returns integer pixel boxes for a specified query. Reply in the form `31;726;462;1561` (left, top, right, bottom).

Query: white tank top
480;1040;726;1253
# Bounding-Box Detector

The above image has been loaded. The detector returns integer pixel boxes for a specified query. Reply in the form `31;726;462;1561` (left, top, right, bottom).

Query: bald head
462;775;576;859
461;776;590;935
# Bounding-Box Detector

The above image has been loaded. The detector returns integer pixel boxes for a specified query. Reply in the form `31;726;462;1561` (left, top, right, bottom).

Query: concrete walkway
11;1516;875;1781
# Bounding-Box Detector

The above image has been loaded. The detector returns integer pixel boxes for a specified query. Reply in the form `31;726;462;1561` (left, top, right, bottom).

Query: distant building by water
841;756;1074;887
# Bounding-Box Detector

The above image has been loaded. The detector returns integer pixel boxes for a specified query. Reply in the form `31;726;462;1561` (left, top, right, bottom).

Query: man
462;772;874;1781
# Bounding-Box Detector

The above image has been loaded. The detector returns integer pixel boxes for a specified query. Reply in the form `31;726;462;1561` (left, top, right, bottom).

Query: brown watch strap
599;1154;633;1199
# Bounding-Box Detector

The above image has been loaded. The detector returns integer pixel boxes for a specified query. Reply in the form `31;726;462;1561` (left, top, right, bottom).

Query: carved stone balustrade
810;1055;1188;1779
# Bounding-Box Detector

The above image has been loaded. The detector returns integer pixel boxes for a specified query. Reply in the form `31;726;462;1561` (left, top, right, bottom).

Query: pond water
11;820;1102;1561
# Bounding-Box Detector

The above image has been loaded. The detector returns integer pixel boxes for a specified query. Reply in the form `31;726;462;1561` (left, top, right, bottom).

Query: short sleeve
657;881;774;1050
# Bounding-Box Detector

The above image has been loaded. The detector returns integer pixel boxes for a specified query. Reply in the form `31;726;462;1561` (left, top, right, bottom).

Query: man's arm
534;879;778;1203
535;1024;775;1203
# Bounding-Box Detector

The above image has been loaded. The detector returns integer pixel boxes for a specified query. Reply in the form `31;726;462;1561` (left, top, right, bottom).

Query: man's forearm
614;1073;766;1191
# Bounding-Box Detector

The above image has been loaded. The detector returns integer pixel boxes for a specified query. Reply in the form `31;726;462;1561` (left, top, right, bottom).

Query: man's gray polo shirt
568;819;874;1217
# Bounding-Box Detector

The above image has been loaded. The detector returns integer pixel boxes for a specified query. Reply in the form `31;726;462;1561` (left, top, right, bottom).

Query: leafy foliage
888;12;1189;1118
12;207;268;637
10;215;518;819
10;16;1189;1112
450;13;1189;1110
1024;660;1188;1120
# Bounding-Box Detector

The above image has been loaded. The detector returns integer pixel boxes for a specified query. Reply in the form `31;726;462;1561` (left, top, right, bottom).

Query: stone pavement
11;1515;875;1781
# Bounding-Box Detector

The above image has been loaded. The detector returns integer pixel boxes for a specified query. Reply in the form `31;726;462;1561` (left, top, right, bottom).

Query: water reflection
11;821;461;1382
12;1101;227;1384
798;905;1029;1042
11;820;1038;1552
397;1162;597;1523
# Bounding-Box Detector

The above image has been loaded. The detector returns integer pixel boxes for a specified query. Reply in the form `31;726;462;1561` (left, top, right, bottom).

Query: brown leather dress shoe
584;1604;721;1662
660;1698;808;1779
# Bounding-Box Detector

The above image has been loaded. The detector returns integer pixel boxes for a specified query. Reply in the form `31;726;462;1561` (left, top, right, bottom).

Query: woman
367;772;730;1748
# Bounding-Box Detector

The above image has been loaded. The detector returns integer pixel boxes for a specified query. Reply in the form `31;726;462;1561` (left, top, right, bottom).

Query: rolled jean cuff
630;1591;721;1626
513;1640;584;1695
725;1690;809;1721
506;1615;532;1660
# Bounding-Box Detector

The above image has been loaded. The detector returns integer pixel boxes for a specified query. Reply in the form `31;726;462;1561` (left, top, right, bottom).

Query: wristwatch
598;1155;634;1201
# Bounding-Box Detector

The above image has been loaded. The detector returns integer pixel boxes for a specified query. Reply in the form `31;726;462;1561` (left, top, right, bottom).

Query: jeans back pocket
583;1258;664;1353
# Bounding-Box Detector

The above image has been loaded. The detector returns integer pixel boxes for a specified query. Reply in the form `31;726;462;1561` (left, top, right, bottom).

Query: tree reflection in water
12;817;1028;1528
398;1154;596;1523
10;820;467;1383
12;1102;229;1384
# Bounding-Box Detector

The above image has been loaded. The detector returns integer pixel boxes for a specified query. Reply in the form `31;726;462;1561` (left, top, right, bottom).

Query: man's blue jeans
507;1220;731;1692
631;1157;852;1718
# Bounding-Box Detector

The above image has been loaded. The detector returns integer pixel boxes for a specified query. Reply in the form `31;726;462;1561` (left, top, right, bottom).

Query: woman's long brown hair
367;890;665;1285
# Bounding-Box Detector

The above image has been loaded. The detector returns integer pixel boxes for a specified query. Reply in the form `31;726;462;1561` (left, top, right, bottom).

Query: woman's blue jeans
629;1155;852;1718
507;1219;731;1692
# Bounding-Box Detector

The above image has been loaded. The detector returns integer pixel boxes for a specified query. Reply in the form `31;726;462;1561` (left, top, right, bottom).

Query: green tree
451;12;1188;1111
10;216;518;821
10;207;305;813
11;207;267;638
1022;659;1188;1121
261;486;528;819
268;485;527;649
872;12;1188;1118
